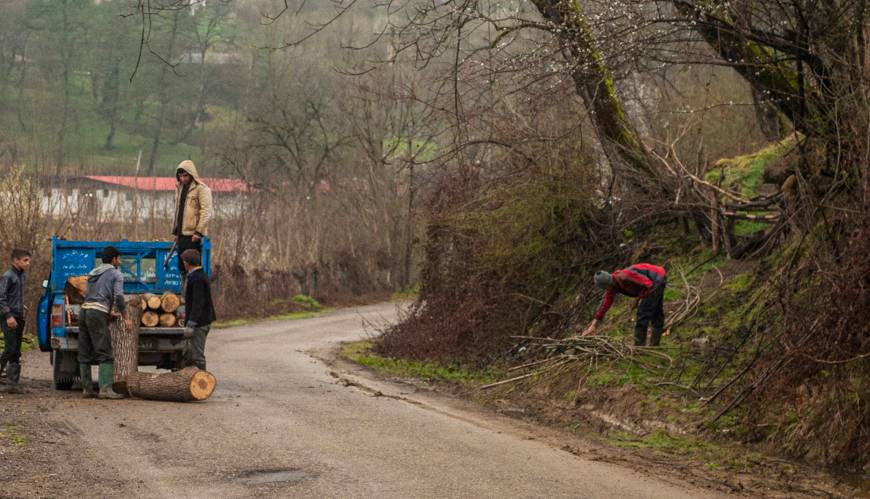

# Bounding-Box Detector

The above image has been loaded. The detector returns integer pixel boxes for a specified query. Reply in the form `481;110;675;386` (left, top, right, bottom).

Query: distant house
40;175;252;220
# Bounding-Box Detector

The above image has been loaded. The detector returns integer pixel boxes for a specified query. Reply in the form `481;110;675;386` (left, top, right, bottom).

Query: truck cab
36;237;212;390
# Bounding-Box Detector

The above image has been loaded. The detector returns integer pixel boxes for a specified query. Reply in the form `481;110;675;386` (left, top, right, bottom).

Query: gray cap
594;270;612;290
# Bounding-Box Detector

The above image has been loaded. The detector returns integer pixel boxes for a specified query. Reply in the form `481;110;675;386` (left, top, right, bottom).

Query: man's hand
124;317;132;330
6;316;17;329
192;234;202;242
580;319;598;337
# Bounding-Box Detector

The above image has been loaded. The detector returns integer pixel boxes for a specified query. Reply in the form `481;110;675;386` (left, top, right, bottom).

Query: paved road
3;303;723;498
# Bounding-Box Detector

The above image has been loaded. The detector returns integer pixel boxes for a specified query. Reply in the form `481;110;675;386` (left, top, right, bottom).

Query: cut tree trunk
125;367;216;402
111;303;142;393
141;310;159;327
160;292;181;313
158;313;177;327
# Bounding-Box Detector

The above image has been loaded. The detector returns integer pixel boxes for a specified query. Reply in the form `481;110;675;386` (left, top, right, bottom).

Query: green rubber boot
80;364;97;398
97;363;124;400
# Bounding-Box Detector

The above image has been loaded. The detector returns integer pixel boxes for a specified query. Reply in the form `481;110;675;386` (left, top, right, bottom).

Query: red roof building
84;176;250;192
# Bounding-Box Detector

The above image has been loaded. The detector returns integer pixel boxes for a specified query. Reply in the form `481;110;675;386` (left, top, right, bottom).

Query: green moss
0;423;26;447
734;220;769;237
706;134;799;198
609;430;713;454
341;341;502;385
724;273;753;293
291;294;322;311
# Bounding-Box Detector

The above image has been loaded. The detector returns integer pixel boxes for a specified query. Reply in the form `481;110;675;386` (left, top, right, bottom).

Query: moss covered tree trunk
530;0;655;185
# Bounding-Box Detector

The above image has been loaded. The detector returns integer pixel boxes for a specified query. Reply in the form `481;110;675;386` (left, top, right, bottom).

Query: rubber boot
6;362;24;394
633;326;648;347
97;363;124;399
80;364;97;399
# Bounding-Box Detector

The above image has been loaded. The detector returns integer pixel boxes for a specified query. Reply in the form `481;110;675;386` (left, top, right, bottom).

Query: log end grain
189;370;217;401
160;292;181;313
141;311;159;327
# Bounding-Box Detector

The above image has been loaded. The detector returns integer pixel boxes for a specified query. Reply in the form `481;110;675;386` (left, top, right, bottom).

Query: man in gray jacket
78;246;130;399
0;249;31;394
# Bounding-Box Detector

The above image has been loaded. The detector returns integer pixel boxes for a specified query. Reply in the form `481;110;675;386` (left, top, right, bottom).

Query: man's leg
635;298;654;346
85;311;122;399
176;236;202;287
77;310;97;397
650;282;666;346
190;325;210;370
0;345;7;379
2;318;24;391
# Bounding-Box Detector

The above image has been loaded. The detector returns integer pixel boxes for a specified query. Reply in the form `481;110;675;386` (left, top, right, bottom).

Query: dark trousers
183;324;210;370
1;317;25;383
635;281;666;346
177;236;202;277
78;308;113;365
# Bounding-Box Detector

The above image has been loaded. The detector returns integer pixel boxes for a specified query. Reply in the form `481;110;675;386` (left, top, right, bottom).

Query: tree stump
125;367;216;402
160;292;181;313
141;311;159;327
158;313;177;327
144;293;162;310
111;304;142;393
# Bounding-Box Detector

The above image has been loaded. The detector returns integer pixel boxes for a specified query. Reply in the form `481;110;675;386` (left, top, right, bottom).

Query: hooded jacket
173;160;213;237
81;264;126;315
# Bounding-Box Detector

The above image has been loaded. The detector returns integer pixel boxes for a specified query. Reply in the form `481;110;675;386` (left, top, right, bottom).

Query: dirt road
0;303;726;498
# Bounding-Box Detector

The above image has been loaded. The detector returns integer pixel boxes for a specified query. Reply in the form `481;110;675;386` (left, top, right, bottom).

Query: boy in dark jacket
180;249;215;370
581;263;668;346
0;249;31;393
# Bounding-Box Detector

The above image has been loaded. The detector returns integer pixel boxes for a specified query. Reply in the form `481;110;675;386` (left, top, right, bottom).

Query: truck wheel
53;351;76;391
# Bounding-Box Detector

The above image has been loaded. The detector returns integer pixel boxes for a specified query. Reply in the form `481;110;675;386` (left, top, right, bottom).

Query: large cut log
144;293;162;310
160;292;181;313
141;310;159;327
111;304;142;393
125;367;216;402
158;313;177;327
64;276;88;304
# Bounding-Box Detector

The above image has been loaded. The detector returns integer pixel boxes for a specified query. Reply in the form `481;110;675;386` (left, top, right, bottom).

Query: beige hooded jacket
173;160;213;237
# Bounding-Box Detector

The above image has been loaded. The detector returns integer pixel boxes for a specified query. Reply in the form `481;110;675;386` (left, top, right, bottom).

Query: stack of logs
139;292;182;327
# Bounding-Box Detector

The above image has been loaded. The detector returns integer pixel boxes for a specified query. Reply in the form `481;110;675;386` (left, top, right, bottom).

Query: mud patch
237;468;316;486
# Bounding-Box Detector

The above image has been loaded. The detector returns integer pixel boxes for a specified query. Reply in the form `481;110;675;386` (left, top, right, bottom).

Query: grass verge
212;309;330;329
341;341;502;385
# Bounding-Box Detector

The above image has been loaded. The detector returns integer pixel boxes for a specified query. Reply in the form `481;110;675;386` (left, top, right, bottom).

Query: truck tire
53;351;76;391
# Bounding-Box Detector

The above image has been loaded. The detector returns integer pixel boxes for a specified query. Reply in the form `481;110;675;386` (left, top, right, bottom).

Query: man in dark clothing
172;160;213;283
581;263;668;346
0;249;31;393
78;246;129;399
181;249;215;370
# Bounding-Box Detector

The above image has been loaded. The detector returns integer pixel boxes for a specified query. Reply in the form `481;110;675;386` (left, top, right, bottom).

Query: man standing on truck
581;263;668;346
172;160;213;284
180;249;215;370
78;246;129;399
0;249;31;394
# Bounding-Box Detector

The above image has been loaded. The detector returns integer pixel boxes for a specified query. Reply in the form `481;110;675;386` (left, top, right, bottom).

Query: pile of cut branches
482;336;673;389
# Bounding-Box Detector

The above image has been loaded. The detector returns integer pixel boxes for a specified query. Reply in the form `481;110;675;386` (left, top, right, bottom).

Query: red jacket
594;264;666;320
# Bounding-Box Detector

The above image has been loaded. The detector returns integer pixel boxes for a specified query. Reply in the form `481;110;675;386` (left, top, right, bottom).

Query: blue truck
36;237;212;390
